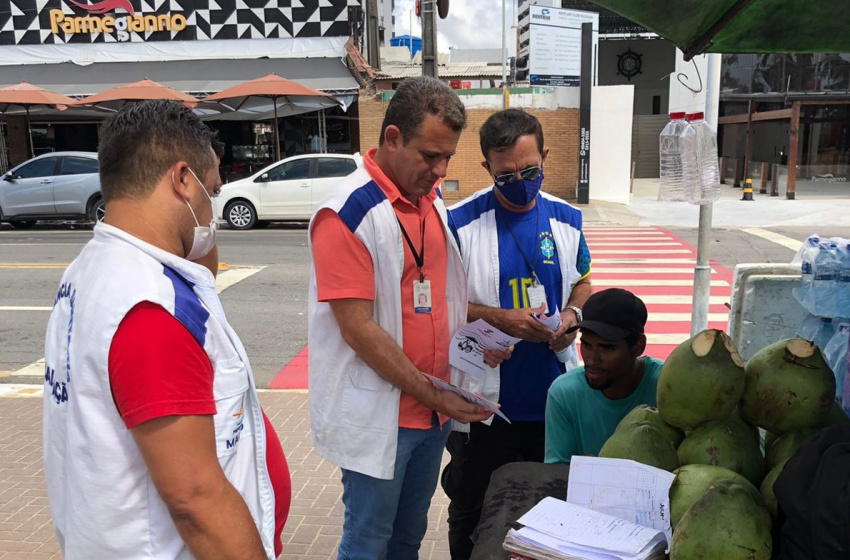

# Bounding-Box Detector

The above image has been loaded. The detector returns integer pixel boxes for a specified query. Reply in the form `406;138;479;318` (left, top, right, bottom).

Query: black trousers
440;419;546;560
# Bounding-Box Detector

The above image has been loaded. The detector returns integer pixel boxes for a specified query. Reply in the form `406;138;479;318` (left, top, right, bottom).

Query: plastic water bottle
838;240;850;317
688;112;721;204
658;112;689;202
814;239;840;317
794;235;820;315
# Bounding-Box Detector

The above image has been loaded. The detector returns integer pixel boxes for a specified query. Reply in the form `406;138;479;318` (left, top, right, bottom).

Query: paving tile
0;393;459;559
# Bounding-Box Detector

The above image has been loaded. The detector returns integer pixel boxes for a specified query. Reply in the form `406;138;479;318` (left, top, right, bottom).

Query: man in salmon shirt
308;76;496;559
42;100;290;560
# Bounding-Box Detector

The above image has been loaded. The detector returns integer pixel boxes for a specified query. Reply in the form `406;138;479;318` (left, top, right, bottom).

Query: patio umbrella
0;82;77;158
72;78;198;110
586;0;850;334
202;73;341;161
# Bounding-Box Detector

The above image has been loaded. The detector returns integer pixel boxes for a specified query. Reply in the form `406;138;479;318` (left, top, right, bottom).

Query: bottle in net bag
658;112;690;202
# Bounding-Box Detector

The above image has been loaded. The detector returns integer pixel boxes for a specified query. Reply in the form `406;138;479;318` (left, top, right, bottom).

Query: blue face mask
495;169;544;207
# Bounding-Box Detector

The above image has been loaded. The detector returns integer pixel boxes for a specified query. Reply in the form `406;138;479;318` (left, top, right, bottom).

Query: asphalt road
0;221;833;387
0;223;311;387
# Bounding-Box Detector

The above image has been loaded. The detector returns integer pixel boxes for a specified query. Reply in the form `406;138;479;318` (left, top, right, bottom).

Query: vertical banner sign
577;22;592;204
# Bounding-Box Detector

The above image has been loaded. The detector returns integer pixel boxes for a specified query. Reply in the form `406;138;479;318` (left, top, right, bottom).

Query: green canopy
588;0;850;60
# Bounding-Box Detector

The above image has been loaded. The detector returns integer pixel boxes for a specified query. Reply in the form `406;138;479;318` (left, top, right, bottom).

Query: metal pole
273;98;280;162
421;0;437;77
691;53;721;336
366;0;381;70
501;0;506;86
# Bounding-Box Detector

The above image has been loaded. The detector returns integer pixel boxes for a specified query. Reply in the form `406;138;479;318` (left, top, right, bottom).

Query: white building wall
589;85;635;204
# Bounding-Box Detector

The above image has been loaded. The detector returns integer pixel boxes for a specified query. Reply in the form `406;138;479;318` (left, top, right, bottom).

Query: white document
535;311;563;331
566;456;676;542
517;497;666;558
449;319;521;380
421;373;510;424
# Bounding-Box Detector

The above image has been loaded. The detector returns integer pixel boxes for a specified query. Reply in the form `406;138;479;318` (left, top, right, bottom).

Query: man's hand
549;308;579;352
434;390;496;424
496;303;552;342
483;346;513;368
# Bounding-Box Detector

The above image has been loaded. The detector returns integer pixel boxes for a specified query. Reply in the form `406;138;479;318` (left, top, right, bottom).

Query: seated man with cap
544;288;662;464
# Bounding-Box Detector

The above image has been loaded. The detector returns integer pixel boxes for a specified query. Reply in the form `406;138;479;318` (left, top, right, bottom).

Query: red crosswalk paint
267;226;734;389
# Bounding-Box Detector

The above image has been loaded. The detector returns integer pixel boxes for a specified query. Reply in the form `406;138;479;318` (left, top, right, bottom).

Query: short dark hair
98;100;220;202
378;76;466;146
479;109;544;160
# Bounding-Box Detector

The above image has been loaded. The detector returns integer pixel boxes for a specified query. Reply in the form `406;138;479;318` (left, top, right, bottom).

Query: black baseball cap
566;288;647;341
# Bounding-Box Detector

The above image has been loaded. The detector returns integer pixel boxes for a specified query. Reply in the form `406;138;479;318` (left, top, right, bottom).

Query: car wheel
88;198;106;223
9;220;37;229
225;200;257;230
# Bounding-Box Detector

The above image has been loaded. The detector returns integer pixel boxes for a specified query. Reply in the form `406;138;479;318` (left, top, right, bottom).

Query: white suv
216;153;363;230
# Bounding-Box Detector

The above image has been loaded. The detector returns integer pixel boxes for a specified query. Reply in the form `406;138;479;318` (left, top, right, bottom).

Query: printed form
566;456;676;542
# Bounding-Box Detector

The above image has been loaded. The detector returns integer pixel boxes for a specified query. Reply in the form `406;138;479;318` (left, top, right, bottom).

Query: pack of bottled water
658;111;721;205
793;234;850;319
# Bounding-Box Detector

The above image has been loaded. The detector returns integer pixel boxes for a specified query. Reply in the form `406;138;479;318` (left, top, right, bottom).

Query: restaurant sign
0;0;357;46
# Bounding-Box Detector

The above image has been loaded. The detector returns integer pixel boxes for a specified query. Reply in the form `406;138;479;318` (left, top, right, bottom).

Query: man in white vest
443;109;593;559
43;100;291;560
308;76;494;560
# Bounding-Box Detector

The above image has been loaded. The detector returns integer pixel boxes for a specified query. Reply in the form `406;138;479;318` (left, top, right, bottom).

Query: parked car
216;153;363;229
1;152;103;228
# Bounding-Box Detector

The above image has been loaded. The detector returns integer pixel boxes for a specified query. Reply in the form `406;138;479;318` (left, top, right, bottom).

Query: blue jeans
337;415;451;560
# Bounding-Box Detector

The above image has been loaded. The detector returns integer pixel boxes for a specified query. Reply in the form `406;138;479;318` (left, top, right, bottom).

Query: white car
216;153;363;229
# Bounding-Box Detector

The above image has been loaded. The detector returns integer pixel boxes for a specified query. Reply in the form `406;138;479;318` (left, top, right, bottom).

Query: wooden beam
759;162;768;194
718;108;792;125
786;101;801;200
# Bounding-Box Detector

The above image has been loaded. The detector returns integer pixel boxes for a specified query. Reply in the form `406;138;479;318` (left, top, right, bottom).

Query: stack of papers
503;457;675;560
503;498;667;560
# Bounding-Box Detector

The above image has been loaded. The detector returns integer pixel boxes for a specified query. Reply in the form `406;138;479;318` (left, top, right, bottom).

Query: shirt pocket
347;360;394;392
212;356;252;459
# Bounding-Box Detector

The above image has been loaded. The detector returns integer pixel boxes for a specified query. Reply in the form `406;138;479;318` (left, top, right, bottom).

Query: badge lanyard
397;217;426;281
499;203;550;313
398;217;433;314
499;203;543;285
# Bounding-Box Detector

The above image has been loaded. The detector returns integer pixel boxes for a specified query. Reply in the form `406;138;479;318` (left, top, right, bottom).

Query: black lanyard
498;203;543;285
397;217;426;281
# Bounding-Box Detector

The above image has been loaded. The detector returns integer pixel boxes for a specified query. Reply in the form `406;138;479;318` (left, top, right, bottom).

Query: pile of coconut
596;330;848;560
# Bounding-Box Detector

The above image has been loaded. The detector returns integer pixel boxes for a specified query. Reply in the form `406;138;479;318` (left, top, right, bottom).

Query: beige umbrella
202;73;340;161
72;78;198;110
0;82;77;158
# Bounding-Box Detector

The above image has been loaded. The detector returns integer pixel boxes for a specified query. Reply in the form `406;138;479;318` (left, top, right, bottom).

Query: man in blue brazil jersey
444;108;592;559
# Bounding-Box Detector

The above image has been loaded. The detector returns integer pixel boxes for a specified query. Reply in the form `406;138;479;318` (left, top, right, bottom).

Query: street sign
528;6;598;87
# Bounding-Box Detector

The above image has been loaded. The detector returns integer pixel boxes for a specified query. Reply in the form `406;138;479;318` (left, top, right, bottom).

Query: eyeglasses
493;165;542;186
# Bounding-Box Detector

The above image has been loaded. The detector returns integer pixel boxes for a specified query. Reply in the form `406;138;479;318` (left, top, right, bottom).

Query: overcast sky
392;0;517;54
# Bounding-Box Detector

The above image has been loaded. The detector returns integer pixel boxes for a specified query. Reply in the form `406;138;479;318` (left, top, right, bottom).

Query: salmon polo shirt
311;148;451;429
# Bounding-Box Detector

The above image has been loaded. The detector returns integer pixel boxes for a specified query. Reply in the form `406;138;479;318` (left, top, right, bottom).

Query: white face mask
180;168;218;260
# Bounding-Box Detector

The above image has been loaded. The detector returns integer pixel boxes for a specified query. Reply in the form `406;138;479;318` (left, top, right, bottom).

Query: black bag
773;424;850;560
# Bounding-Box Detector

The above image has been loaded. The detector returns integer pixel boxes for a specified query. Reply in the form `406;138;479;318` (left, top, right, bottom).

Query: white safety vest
448;188;584;426
307;168;469;480
42;223;275;560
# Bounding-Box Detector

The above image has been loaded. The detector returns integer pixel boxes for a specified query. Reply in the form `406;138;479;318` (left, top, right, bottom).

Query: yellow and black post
741;178;755;201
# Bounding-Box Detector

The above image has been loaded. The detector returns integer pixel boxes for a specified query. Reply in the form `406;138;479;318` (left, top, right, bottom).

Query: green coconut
669;464;762;528
763;430;779;450
671;481;772;560
657;330;746;429
760;459;788;521
616;405;685;448
598;421;679;472
677;420;766;487
741;338;835;433
765;428;815;470
727;405;760;445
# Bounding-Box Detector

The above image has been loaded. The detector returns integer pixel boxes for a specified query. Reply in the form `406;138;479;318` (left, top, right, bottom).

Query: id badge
414;280;432;314
527;282;548;315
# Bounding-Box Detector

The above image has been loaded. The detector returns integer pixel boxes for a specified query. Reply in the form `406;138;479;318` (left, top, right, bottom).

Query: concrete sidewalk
0;391;452;560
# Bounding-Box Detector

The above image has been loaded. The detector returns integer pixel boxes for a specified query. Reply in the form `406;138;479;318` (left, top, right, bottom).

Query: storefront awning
0;56;359;98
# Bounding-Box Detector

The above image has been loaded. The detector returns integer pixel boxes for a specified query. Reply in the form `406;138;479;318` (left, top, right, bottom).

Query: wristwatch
565;306;583;322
